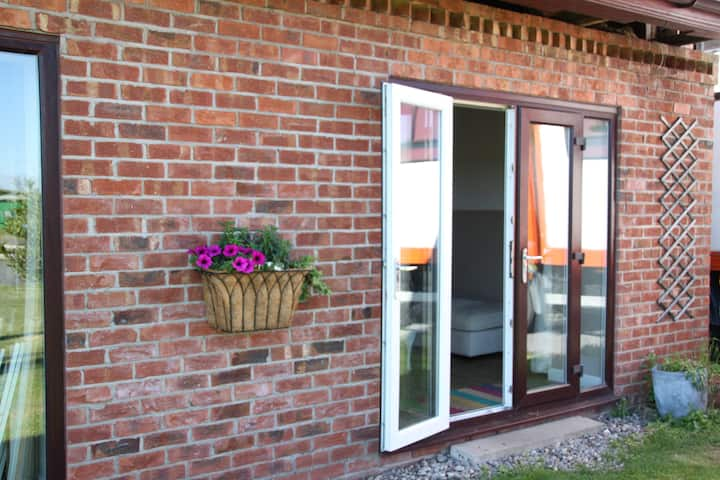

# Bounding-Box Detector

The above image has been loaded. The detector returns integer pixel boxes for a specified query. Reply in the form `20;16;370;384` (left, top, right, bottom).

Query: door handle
521;247;543;284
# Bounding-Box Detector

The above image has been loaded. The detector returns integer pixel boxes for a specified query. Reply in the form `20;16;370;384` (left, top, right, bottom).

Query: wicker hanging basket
201;269;309;332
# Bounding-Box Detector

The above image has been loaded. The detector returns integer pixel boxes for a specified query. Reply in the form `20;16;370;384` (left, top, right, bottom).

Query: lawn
491;412;720;480
0;283;45;439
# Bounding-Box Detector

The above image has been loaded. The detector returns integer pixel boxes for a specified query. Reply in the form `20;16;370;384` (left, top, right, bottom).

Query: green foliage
647;347;720;392
212;222;330;302
0;181;42;281
666;409;720;432
492;408;720;480
611;397;631;419
221;222;291;264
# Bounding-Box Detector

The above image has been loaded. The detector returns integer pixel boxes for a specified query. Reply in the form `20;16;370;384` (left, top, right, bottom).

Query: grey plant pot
651;366;708;418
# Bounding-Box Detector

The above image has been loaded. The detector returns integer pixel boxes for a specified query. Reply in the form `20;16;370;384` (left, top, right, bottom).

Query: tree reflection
0;179;41;282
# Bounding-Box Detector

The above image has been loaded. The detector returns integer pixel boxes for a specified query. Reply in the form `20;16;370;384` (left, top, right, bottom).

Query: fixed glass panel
526;123;571;391
580;118;610;390
0;51;46;478
397;104;441;428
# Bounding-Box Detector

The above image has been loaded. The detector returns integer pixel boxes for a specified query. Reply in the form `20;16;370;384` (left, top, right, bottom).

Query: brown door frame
0;28;65;479
514;108;584;408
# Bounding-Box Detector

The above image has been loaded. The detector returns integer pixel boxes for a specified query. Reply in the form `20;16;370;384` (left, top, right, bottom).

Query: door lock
521;247;543;284
572;251;585;264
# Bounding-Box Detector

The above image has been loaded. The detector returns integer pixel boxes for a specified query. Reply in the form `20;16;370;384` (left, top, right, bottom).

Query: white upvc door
503;107;516;409
381;83;453;452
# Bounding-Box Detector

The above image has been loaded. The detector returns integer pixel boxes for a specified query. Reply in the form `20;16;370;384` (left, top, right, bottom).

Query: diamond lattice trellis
657;116;698;322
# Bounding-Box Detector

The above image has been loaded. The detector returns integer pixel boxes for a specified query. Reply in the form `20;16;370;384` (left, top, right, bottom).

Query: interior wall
453;108;506;211
452;107;506;301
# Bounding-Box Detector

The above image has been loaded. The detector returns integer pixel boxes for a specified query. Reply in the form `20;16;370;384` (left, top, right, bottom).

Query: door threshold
450;405;511;423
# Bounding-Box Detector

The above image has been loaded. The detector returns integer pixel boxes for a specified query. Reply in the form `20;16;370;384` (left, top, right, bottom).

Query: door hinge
574;136;586;151
508;240;514;279
573;364;584;377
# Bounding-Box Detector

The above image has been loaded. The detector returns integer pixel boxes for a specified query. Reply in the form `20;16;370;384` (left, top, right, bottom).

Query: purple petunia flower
188;246;209;256
237;246;252;255
232;256;254;274
196;254;212;270
207;244;222;257
251;250;266;265
223;244;240;257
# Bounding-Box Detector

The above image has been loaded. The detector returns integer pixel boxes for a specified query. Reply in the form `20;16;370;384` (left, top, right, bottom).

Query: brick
143;430;187;449
0;8;31;28
144;67;187;86
67;39;117;60
91;63;140;81
92;438;140;458
211;367;251;386
96;22;144;42
294;358;330;375
118;451;165;473
95;102;142;120
231;349;270;365
190;73;234;90
211;402;250;420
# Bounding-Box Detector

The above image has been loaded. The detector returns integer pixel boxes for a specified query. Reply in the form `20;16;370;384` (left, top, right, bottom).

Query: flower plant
189;222;330;302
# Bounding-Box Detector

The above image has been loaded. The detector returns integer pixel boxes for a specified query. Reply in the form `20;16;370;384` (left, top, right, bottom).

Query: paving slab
450;416;605;465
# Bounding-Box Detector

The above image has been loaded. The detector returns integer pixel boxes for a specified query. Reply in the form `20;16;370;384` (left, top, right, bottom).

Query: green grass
490;412;720;480
0;283;45;438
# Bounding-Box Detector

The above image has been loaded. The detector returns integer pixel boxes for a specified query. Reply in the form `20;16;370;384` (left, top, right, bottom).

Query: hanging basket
201;269;309;332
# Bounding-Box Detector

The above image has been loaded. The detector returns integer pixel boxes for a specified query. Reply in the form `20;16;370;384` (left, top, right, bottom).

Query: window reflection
580;118;610;390
526;123;571;391
397;104;441;429
0;51;46;478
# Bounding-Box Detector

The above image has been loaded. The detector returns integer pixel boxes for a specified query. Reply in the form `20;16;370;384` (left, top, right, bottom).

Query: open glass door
515;108;583;407
381;83;453;451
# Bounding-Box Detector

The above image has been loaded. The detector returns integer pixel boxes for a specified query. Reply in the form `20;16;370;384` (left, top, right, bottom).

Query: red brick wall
0;0;715;478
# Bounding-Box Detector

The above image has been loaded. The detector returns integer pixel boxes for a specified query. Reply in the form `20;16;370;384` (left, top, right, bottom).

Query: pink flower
232;256;254;274
223;244;240;257
188;246;208;256
196;254;212;270
207;245;222;257
251;250;266;265
237;246;252;255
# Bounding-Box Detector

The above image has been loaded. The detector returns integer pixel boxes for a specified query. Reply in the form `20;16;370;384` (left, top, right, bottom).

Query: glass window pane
0;51;45;477
526;123;571;391
580;118;610;390
396;104;440;429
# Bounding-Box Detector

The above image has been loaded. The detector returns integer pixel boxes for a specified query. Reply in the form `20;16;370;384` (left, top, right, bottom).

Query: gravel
368;413;648;479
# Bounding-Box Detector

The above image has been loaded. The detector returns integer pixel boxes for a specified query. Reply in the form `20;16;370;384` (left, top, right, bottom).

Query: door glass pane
526;123;570;391
396;104;440;428
0;51;46;477
580;119;609;390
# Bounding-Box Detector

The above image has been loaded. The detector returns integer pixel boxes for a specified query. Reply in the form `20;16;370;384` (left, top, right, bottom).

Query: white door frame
448;104;516;423
381;82;453;452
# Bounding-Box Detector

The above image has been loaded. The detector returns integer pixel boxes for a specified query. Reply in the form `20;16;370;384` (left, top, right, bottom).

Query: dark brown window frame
386;77;618;452
0;28;64;478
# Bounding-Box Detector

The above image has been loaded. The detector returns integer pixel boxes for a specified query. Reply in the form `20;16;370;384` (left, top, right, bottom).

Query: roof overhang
477;0;720;44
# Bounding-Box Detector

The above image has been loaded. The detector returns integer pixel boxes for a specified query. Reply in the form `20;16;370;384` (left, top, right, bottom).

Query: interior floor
450;353;504;414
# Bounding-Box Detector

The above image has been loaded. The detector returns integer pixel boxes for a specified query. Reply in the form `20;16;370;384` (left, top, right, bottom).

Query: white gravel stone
370;412;647;479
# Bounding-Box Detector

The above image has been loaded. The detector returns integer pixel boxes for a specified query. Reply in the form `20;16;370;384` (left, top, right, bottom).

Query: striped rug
450;385;503;414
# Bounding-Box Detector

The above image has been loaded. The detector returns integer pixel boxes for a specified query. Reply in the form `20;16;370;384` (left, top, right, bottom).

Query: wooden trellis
657;116;698;322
